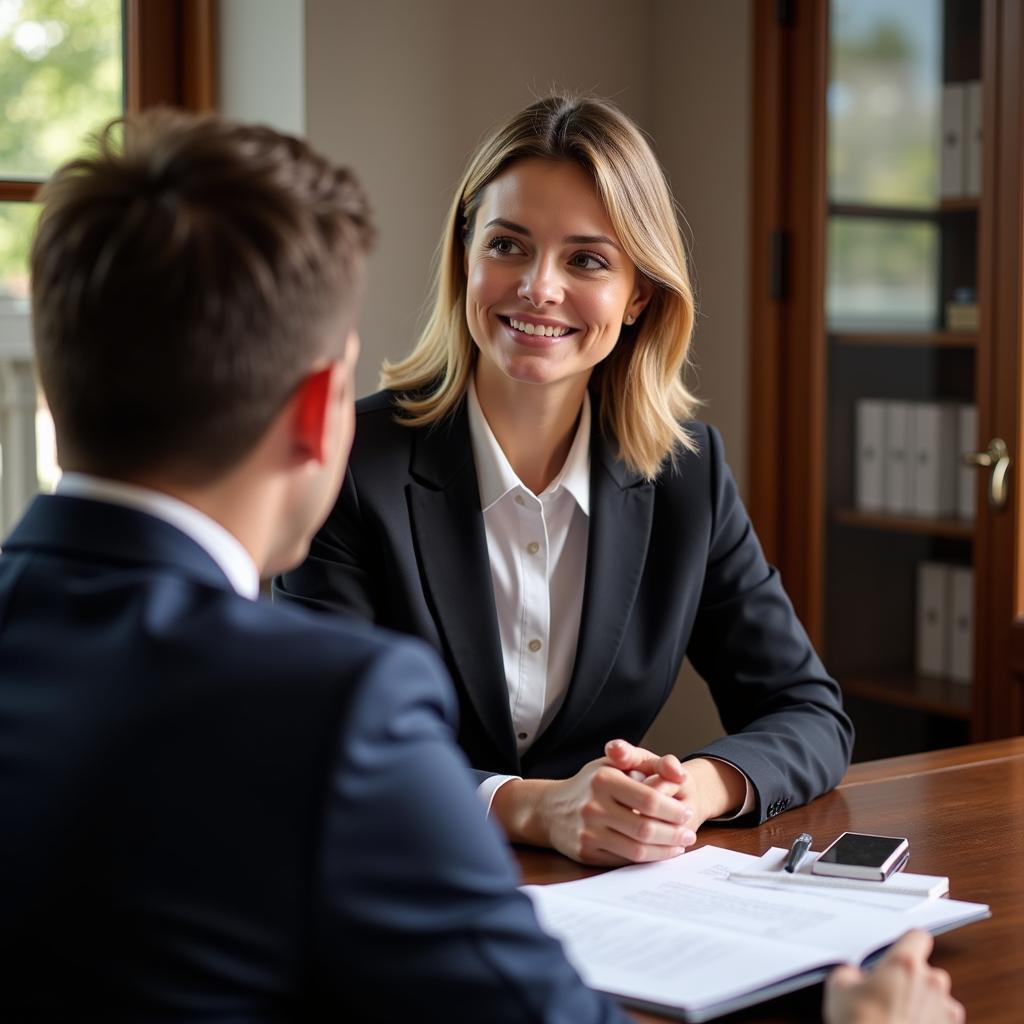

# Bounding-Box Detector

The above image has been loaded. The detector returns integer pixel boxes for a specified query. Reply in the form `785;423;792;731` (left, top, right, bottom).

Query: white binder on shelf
912;403;957;517
949;567;974;685
941;83;966;198
964;81;983;198
884;402;914;514
855;400;885;512
916;562;949;679
957;404;978;521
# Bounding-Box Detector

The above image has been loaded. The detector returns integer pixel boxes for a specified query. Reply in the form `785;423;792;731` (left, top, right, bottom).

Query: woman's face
464;158;650;392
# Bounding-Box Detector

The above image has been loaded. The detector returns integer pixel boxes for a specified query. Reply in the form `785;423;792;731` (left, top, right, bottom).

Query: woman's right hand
490;745;696;866
823;930;965;1024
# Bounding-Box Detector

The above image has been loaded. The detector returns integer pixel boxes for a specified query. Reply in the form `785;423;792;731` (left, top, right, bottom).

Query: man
0;111;960;1023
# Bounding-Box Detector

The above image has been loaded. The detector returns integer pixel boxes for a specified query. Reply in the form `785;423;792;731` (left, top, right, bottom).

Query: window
0;0;215;536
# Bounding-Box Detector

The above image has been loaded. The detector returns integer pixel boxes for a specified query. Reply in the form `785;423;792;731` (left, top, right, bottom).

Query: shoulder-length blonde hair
381;94;698;480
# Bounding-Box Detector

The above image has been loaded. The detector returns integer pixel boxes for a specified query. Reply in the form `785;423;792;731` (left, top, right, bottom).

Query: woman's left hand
604;740;749;827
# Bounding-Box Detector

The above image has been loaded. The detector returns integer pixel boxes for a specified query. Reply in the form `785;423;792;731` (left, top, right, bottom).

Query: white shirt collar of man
466;376;591;516
56;472;261;600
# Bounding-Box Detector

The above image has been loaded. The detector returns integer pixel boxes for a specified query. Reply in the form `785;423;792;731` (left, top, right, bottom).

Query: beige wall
303;0;751;753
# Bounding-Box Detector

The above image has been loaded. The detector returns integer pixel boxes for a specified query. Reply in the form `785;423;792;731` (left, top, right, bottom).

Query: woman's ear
627;274;655;322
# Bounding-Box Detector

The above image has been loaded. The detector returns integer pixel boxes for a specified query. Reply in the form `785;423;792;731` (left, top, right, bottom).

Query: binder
964;81;982;198
957;404;978;521
916;562;949;679
884;402;913;514
941;84;966;198
911;403;957;517
949;567;973;685
855;400;885;512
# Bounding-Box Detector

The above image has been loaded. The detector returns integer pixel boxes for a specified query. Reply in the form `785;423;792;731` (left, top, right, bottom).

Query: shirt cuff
476;772;522;816
702;756;756;821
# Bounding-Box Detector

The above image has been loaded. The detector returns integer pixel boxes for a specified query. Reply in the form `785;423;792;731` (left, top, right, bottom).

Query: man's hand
490;744;697;866
605;740;749;828
823;930;965;1024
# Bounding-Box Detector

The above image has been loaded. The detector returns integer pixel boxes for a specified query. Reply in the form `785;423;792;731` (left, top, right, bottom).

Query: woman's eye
570;251;608;271
486;236;523;256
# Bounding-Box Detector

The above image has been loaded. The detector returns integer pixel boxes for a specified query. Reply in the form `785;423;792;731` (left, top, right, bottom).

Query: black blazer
0;495;623;1023
275;391;854;823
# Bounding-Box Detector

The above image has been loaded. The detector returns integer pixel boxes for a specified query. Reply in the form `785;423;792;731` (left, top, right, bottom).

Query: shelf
833;508;974;539
830;331;977;348
841;672;972;720
829;200;979;220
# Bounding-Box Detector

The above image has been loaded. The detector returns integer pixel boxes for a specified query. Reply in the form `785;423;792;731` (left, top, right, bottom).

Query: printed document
521;845;989;1022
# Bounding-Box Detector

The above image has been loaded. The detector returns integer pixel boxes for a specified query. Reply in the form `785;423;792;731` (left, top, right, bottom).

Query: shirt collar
56;473;261;600
466;377;590;516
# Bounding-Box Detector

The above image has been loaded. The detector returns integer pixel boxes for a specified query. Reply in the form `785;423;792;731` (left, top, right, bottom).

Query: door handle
962;437;1011;510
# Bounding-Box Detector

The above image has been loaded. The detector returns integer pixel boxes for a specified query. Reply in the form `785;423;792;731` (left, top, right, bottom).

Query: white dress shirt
467;381;754;820
466;381;591;811
56;473;260;600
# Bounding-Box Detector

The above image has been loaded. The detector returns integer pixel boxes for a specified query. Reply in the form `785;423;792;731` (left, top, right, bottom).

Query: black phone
811;832;910;882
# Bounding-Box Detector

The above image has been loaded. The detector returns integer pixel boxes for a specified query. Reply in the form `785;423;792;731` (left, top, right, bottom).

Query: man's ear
292;364;339;465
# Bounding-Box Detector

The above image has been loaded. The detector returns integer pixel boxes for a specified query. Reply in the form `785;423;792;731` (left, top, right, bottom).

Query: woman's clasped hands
491;738;747;866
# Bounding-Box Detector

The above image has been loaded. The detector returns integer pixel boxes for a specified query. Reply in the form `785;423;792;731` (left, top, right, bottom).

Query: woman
275;95;853;866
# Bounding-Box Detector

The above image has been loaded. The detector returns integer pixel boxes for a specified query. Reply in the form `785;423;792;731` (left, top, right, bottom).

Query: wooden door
976;0;1024;738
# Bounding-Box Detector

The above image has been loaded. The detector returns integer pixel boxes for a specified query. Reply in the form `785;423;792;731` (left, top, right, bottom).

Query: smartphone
810;832;910;882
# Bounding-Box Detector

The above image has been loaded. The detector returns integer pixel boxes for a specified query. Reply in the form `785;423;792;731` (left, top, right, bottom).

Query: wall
219;0;306;135
304;0;657;398
642;0;752;755
229;0;753;754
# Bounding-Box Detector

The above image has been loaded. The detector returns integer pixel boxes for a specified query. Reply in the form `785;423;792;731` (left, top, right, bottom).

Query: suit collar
465;379;592;515
3;494;235;594
56;473;259;598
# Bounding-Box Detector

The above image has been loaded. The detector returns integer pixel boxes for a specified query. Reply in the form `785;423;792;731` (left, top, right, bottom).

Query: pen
784;832;813;873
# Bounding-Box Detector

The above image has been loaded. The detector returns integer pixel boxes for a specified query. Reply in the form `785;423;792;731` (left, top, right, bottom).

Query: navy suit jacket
275;392;854;822
0;495;623;1023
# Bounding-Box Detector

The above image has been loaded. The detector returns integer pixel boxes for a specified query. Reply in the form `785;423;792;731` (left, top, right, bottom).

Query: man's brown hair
31;110;374;482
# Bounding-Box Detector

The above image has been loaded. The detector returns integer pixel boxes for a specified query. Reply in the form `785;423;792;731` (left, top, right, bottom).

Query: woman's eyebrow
485;218;530;234
484;218;621;251
564;233;620;250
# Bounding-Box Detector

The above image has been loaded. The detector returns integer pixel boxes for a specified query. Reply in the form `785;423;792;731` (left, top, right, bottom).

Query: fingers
592;764;690;824
605;739;686;785
824;964;863;993
883;928;934;965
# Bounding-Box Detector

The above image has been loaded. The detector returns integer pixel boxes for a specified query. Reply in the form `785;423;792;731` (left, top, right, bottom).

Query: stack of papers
522;845;989;1022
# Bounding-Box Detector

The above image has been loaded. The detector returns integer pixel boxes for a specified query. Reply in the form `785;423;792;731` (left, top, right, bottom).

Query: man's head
31;110;374;487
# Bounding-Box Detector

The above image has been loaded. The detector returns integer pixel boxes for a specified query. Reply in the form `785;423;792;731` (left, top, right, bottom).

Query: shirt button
526;541;540;555
517;732;528;740
514;493;525;506
528;639;542;652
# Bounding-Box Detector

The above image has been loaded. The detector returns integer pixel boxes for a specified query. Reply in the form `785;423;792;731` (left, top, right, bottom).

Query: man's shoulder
217;589;443;679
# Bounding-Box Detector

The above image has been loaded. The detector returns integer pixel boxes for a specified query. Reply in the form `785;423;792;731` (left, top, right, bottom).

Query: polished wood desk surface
516;738;1024;1023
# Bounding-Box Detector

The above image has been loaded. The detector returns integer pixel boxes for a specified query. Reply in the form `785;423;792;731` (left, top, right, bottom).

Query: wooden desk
516;738;1024;1023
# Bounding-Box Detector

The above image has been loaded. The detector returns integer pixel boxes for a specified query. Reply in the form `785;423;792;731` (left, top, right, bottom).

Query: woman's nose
517;257;564;307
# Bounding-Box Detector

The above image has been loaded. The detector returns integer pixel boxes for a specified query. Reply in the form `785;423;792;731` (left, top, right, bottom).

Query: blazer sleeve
273;469;379;622
313;640;626;1023
683;426;854;824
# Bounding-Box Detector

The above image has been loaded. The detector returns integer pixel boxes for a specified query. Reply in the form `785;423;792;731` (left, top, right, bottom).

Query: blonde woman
276;95;853;866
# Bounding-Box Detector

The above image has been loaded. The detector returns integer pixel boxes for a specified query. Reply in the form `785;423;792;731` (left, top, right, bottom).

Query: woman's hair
381;94;698;480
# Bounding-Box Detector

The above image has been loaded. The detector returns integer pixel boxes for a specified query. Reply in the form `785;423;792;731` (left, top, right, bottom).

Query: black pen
784;832;813;873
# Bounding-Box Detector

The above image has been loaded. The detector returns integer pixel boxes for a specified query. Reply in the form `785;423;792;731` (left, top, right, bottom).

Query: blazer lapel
407;405;517;765
527;422;655;764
